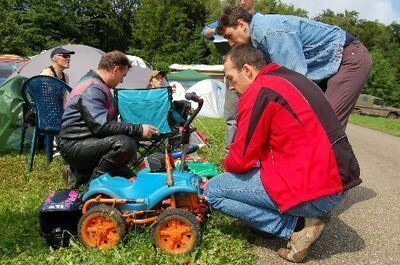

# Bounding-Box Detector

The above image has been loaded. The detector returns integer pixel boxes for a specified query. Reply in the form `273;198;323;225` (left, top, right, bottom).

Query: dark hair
225;44;267;71
216;6;253;36
98;50;132;71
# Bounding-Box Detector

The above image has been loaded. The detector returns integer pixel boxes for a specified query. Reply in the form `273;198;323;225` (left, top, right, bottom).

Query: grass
349;114;400;137
0;117;254;265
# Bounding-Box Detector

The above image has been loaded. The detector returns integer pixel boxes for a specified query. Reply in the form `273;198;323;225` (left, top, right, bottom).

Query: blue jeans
204;168;343;240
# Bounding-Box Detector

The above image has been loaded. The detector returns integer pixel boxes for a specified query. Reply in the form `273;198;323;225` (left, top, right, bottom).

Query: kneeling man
204;44;361;263
59;51;158;187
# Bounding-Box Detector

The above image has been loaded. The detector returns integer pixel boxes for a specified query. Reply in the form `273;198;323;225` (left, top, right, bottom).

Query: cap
150;70;166;79
50;46;75;58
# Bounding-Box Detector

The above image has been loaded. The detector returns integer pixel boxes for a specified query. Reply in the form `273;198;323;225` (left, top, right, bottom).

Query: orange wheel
152;208;201;254
78;205;126;250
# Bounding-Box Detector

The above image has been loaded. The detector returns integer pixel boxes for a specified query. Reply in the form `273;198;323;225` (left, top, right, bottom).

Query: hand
142;124;159;139
204;27;216;39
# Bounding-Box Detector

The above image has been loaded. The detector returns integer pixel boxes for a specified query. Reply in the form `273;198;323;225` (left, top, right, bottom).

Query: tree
63;0;138;52
364;49;400;107
129;0;210;70
0;0;29;54
315;9;360;35
255;0;308;17
2;0;139;56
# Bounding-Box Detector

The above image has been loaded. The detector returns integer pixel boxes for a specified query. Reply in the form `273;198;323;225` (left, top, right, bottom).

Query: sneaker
277;217;325;263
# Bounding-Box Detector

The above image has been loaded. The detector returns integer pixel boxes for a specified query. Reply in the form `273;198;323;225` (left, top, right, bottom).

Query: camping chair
20;76;71;171
116;86;190;169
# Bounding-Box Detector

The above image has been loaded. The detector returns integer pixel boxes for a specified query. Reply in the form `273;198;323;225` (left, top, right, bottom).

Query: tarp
0;75;28;150
6;44;152;89
187;79;226;118
167;69;210;81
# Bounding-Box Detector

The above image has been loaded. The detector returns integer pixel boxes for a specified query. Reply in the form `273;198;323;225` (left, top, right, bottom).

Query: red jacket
224;63;361;212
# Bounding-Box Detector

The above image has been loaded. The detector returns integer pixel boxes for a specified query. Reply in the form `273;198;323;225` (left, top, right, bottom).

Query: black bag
39;189;82;249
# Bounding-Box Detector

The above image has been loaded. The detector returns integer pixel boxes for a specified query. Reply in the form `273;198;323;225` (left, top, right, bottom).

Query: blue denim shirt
250;13;346;81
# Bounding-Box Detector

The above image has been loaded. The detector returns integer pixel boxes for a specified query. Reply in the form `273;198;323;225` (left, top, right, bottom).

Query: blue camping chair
116;86;190;169
20;76;71;171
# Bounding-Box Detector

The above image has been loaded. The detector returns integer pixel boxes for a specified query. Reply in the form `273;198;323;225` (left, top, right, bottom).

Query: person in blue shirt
202;1;257;150
216;6;372;128
202;0;256;40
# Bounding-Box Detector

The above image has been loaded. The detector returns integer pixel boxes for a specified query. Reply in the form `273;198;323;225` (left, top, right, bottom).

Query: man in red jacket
204;44;361;263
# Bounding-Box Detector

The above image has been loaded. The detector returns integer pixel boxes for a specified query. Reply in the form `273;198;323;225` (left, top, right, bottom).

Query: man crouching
204;44;361;263
59;51;158;187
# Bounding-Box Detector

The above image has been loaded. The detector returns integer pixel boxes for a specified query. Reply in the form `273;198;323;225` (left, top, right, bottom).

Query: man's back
250;13;346;81
225;63;360;212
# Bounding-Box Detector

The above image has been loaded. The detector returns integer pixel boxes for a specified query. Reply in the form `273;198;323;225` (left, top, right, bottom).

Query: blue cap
50;46;75;58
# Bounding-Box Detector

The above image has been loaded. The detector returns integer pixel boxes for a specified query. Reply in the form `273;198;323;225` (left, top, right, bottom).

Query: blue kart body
82;169;203;213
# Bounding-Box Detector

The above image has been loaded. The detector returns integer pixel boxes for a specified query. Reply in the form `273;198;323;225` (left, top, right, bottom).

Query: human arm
201;20;220;40
203;27;216;39
142;124;159;139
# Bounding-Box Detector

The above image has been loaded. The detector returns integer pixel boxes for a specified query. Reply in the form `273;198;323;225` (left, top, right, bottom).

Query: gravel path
252;124;400;265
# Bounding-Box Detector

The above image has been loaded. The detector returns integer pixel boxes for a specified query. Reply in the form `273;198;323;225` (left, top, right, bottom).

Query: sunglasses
58;54;71;58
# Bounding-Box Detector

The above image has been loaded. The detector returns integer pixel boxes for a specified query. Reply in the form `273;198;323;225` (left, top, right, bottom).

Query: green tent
0;75;28;150
167;69;210;81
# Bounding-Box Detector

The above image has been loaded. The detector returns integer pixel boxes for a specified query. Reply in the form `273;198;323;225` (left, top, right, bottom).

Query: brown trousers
324;41;372;128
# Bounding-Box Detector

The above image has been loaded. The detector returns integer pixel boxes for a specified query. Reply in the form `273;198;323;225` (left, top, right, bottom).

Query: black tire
151;208;201;254
387;112;399;119
78;205;126;250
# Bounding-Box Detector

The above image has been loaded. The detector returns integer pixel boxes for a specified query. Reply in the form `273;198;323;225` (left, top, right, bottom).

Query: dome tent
187;79;226;118
6;44;152;89
169;81;186;101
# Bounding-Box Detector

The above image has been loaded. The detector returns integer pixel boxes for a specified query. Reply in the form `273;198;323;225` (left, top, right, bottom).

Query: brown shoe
277;217;325;263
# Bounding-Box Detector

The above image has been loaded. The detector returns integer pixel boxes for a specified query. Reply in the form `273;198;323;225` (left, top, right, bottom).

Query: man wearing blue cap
38;46;75;157
40;46;75;84
23;46;76;146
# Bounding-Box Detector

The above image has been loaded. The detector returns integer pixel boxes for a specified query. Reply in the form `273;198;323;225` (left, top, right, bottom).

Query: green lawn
349;114;400;137
0;117;254;265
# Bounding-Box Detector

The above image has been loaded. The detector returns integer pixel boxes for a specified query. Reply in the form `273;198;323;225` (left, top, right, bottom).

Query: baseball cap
151;70;166;79
50;46;75;58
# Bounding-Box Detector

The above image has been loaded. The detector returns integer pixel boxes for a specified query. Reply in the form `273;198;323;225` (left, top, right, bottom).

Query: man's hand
203;27;216;39
142;124;159;139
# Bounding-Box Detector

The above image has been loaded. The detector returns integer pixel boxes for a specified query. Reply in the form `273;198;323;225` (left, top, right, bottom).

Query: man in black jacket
59;51;158;187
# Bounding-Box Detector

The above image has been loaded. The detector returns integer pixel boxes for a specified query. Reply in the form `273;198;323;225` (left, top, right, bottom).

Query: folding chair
116;86;190;169
20;76;71;171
